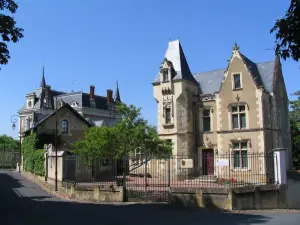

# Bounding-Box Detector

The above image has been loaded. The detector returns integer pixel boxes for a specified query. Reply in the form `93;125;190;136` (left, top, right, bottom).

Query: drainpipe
192;101;198;176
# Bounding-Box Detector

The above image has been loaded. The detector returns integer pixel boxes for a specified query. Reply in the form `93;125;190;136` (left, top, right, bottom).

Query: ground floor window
233;141;248;169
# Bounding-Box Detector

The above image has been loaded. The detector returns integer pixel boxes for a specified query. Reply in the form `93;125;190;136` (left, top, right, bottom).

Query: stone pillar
273;148;287;185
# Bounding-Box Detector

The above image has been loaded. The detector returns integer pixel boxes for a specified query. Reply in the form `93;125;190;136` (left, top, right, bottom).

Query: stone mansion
152;40;292;175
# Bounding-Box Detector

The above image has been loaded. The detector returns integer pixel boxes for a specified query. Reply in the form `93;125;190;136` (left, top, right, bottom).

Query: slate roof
56;92;108;110
153;40;198;85
193;60;275;95
25;103;92;134
153;40;276;95
20;88;65;111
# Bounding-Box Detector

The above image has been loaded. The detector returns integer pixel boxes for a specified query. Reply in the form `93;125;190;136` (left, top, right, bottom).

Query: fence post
228;152;231;182
144;153;148;203
272;148;287;185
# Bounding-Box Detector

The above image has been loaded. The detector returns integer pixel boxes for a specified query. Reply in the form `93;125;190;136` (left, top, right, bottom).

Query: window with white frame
233;73;241;89
233;142;248;169
202;109;211;132
231;105;246;129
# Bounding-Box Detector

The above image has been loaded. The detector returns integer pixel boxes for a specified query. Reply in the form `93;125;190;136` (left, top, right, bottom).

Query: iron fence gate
62;153;278;203
0;149;20;169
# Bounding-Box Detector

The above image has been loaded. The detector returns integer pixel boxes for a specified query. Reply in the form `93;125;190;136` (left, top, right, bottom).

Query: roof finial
178;36;180;41
40;66;46;88
233;41;240;51
114;80;121;102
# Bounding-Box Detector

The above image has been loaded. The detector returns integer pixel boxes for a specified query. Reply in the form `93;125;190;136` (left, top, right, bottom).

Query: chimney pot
90;85;95;99
107;89;113;103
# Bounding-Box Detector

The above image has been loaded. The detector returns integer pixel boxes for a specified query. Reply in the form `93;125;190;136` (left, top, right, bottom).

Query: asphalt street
0;170;299;225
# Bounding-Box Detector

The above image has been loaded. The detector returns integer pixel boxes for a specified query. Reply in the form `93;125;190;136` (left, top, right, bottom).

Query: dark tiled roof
55;92;108;110
193;69;225;94
25;103;92;134
192;60;275;95
153;40;198;85
240;53;263;88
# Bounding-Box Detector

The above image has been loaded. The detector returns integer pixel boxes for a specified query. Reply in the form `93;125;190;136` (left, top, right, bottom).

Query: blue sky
0;0;299;138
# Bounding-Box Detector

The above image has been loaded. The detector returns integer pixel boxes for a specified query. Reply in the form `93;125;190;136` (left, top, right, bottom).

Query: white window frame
231;141;250;171
230;104;248;130
232;72;243;90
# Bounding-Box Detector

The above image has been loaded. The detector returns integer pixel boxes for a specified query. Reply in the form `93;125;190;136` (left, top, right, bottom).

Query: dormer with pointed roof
153;40;198;85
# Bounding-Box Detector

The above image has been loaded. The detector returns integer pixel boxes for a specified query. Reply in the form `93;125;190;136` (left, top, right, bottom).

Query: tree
72;103;172;171
0;0;24;66
290;92;300;169
270;0;300;61
0;134;19;149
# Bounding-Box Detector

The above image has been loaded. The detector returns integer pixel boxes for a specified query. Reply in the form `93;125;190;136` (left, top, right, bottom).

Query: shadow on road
0;171;273;225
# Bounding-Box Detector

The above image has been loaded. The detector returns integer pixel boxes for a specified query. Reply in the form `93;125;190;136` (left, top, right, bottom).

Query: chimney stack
107;89;113;103
90;85;95;99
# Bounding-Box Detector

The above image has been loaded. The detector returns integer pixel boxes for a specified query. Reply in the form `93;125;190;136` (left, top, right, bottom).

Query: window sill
200;131;213;134
233;128;247;130
231;168;251;172
163;123;174;128
233;88;243;91
161;81;169;83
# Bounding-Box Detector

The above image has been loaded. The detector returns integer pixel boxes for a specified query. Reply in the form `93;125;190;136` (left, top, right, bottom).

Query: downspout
192;100;198;176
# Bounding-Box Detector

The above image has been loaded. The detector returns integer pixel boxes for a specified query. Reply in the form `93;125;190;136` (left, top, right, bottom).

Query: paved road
1;170;299;225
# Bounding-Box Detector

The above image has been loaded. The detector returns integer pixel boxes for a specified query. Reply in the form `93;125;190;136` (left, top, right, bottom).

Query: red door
202;149;214;175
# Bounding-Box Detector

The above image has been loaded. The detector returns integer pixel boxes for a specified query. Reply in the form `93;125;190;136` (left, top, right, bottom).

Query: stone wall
286;171;300;209
169;184;287;210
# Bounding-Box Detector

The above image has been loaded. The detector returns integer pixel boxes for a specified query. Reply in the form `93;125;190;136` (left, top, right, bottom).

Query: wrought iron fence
0;149;20;169
62;152;278;202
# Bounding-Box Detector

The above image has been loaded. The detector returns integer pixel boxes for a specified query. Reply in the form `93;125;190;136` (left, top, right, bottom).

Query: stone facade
152;40;292;179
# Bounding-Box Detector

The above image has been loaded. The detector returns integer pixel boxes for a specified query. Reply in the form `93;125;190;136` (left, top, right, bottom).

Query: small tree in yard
72;103;172;172
290;92;300;169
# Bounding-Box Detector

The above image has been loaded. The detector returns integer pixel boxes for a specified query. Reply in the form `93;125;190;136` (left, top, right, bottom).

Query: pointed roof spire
114;80;121;102
163;39;198;84
40;66;46;88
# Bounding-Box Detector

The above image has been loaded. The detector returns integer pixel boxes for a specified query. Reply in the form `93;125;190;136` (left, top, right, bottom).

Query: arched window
61;120;68;133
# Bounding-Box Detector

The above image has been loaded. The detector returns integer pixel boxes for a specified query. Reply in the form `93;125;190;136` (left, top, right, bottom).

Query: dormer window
27;101;32;108
233;73;241;89
162;70;169;82
71;101;78;107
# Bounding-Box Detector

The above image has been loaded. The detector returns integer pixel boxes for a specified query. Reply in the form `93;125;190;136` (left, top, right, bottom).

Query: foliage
22;133;45;176
270;0;300;61
0;0;24;66
72;103;173;170
290;92;300;169
0;134;19;149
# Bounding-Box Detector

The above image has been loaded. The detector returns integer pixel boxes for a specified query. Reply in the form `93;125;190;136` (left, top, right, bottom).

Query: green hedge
24;149;45;176
22;133;45;176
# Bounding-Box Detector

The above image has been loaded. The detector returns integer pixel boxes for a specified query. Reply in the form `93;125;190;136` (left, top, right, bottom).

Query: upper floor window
232;105;246;129
61;120;68;133
233;141;248;169
233;73;241;89
165;108;171;124
203;109;211;132
162;70;169;82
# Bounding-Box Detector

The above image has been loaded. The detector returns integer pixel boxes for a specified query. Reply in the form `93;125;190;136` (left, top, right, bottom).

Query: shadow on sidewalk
0;171;273;225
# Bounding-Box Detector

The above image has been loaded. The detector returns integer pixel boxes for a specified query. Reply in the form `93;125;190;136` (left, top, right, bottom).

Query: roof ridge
193;68;226;75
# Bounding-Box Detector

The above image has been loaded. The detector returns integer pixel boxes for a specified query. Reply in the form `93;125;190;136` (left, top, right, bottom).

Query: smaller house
24;103;120;182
